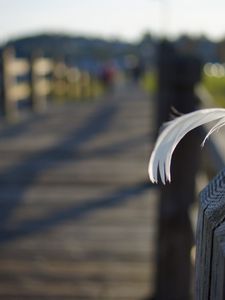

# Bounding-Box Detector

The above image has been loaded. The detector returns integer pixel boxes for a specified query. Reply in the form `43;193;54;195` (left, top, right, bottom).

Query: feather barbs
148;108;225;184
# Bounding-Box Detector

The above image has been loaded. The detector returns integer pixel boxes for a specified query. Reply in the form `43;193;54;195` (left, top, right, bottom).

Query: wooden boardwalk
0;84;158;299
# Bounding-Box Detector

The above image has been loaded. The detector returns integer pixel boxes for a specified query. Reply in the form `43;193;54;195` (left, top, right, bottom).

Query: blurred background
0;0;224;299
0;0;225;109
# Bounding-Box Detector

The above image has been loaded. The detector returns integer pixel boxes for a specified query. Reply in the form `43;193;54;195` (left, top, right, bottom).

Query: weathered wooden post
52;61;68;99
80;71;91;99
31;56;53;112
195;168;225;300
1;48;30;120
153;40;202;300
0;51;4;116
1;48;18;118
66;66;81;99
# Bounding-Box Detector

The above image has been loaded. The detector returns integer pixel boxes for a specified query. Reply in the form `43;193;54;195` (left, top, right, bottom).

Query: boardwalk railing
30;55;54;113
193;85;225;300
154;40;225;300
1;48;31;118
0;47;102;120
154;41;202;300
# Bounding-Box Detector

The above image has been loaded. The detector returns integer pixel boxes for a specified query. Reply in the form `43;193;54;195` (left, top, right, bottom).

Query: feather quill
148;108;225;184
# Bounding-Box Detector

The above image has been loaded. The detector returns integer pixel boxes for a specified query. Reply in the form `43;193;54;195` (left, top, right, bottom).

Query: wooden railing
194;84;225;300
154;40;225;300
0;47;103;120
153;41;202;300
1;48;31;118
30;55;54;113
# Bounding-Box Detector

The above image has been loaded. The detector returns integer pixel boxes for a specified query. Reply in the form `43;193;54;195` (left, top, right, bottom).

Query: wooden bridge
0;84;158;299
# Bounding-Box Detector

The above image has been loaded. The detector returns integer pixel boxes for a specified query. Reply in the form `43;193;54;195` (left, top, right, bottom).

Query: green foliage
140;71;157;93
203;74;225;107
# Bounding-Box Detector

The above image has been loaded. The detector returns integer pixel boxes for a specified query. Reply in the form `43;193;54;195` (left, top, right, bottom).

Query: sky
0;0;225;44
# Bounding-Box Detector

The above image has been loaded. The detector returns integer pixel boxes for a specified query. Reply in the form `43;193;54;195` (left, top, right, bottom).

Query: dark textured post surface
153;41;202;300
196;168;225;300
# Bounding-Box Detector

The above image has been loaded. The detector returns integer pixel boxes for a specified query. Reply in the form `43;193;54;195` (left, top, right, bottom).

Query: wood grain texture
196;168;225;300
155;42;202;300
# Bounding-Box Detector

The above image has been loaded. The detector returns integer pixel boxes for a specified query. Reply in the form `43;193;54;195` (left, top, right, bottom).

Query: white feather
148;108;225;184
201;117;225;146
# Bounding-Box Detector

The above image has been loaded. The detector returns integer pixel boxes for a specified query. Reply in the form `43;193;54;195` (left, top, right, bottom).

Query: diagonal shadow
0;182;154;243
0;113;48;139
67;131;150;160
0;102;118;234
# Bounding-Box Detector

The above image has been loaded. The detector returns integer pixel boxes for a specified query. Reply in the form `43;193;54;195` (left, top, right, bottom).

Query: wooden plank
6;56;30;76
7;83;31;101
33;58;54;76
0;85;156;299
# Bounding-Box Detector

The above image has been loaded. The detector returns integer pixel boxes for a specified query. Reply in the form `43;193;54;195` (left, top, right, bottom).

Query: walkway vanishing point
0;84;158;300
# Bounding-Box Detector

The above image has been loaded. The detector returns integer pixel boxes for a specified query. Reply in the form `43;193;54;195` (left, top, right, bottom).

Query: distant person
100;62;116;92
124;55;144;83
131;60;144;82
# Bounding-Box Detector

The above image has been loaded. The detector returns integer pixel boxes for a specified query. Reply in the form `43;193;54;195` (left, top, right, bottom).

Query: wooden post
80;71;91;99
0;48;30;120
153;40;202;300
31;56;53;113
52;61;67;99
196;168;225;300
0;52;4;115
1;48;19;119
66;66;81;99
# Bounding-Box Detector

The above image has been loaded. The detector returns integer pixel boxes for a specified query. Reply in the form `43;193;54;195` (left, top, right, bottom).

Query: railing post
66;67;81;99
1;48;19;119
52;61;67;99
0;47;30;120
30;55;53;113
80;71;91;99
196;168;225;299
0;51;4;116
153;40;202;300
